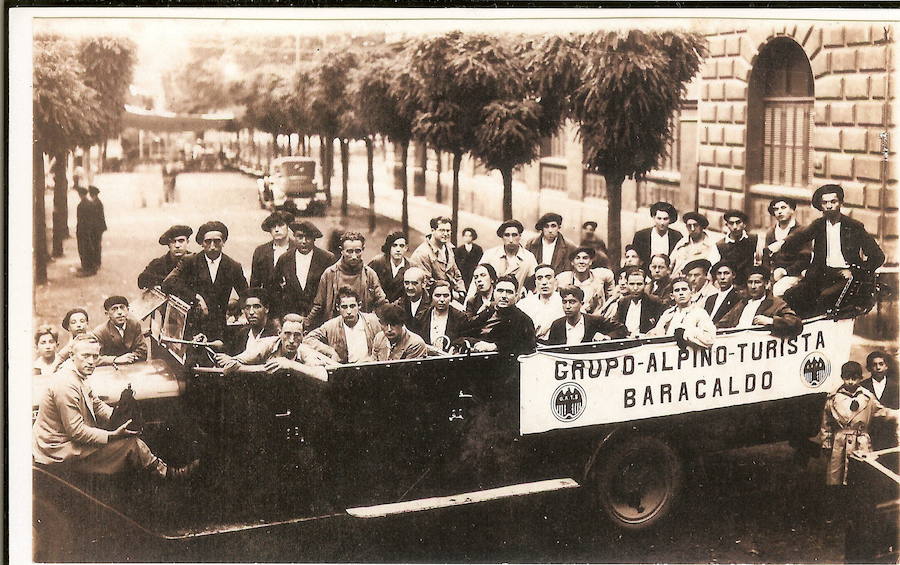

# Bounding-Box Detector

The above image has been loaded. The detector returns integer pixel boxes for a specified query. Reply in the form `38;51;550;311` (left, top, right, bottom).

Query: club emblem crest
801;351;830;388
552;382;586;422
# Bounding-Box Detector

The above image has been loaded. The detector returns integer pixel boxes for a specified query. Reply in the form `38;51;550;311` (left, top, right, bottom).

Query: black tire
33;496;74;562
590;436;683;531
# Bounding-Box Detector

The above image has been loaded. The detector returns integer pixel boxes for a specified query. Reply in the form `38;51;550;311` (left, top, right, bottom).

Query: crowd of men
33;181;895;482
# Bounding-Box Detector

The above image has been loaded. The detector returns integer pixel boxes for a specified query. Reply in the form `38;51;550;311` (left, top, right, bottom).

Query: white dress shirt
343;320;369;363
518;292;564;339
430;310;449;344
206;254;222;284
114;324;126;339
245;327;266;351
773;219;796;243
710;287;734;319
565;316;586;344
625;299;642;335
825;221;849;268
872;377;887;400
542;237;557;264
272;242;290;267
737;297;766;327
650;229;669;257
409;297;422;317
295;250;313;290
390;258;405;278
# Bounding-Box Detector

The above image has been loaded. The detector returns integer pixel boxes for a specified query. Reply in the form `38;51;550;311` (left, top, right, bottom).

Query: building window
747;37;814;188
539;131;567;191
659;113;681;172
540;132;566;159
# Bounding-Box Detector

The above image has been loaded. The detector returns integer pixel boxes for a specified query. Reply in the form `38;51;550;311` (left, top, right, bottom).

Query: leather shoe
166;459;200;481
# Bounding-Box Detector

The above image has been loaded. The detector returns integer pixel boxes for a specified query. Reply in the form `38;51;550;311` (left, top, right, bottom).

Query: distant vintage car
257;156;326;216
31;290;865;561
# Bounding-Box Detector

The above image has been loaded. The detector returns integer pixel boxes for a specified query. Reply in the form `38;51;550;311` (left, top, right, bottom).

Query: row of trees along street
32;29;706;286
226;30;706;266
33;34;136;284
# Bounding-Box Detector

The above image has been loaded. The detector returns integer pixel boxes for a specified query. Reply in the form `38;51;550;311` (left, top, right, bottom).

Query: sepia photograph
8;6;900;563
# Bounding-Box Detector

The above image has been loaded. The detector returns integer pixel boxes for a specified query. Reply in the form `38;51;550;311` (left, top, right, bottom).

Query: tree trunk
435;150;443;203
100;140;107;173
400;140;409;237
318;134;326;178
51;151;69;257
604;172;626;268
501;167;513;221
327;136;335;180
451;151;462;246
322;135;333;206
34;143;48;285
366;137;376;233
340;138;350;217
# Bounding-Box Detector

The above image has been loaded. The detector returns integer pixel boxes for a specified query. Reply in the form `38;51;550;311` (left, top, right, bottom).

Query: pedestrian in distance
454;227;483;289
75;185;107;277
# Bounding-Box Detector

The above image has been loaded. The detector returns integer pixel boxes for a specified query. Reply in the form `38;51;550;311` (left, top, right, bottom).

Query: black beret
87;185;100;195
196;221;229;244
496;219;524;238
261;211;295;232
62;308;89;330
290;221;323;239
711;260;737;274
582;220;598;229
682;211;709;229
747;265;772;281
535;212;563;230
649;201;678;220
158;224;193;246
722;209;749;223
683;259;712;274
767;197;798;215
569;246;597;261
812;184;844;211
103;295;129;310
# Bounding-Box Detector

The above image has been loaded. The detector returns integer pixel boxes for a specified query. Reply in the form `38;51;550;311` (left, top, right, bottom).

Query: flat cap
103;295;129;310
649;201;678;221
711;260;737;274
683;258;712;274
496;219;524;238
681;211;709;229
261;210;295;232
196;221;229;244
290;221;323;239
535;212;563;230
158;225;193;246
812;184;844;211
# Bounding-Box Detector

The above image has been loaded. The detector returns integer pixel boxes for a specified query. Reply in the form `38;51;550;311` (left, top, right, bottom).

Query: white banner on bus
519;318;854;435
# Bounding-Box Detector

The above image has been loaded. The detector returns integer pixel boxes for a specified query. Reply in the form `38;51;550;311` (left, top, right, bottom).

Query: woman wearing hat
368;231;410;303
50;308;92;371
555;247;615;314
250;211;295;289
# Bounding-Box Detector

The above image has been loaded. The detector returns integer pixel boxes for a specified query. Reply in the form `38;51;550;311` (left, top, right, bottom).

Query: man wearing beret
250;210;295;289
409;216;466;299
704;261;743;324
138;225;193;290
268;221;336;320
75;185;107;277
716;266;803;338
92;295;147;366
479;219;538;295
526;212;574;276
782;184;885;317
762;197;811;297
631;202;683;268
684;258;717;304
715;209;764;285
163;220;248;340
671;211;721;275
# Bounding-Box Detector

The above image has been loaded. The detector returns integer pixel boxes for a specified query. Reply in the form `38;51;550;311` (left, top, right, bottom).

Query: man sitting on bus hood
716;266;803;337
458;275;537;354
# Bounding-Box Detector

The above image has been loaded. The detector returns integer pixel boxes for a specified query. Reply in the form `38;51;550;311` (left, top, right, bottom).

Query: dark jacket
861;372;900;450
414;306;469;345
526;235;574;278
76;198;106;236
861;374;900;410
392;294;432;336
92;318;147;364
225;321;281;356
647;275;673;304
763;222;810;276
459;305;537;354
716;233;760;285
631;227;683;267
781;214;885;279
138;251;190;289
454;242;484;288
704;286;743;324
250;241;292;289
545;314;628;345
268;246;335;318
162;251;248;339
716;293;804;337
368;254;408;303
615;294;667;334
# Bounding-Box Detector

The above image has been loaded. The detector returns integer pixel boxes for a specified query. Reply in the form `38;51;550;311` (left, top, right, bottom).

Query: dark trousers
785;267;849;317
77;230;102;272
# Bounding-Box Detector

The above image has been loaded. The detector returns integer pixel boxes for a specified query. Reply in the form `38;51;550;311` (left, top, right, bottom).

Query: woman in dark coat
368;231;410;303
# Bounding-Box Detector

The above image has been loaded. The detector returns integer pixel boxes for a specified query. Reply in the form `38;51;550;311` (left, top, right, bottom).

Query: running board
346;478;580;518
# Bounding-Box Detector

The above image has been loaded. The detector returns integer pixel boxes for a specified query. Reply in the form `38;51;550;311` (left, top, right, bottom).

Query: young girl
820;361;898;486
51;307;91;371
33;325;59;376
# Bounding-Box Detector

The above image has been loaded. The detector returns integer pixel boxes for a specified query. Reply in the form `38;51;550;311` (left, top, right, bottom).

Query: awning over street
121;105;235;132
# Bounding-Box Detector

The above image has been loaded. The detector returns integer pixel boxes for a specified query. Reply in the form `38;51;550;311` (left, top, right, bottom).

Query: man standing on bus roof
782;184;885;317
716;210;764;286
138;225;193;290
762;197;810;297
526;213;573;276
631;202;683;267
716;266;803;337
410;216;466;300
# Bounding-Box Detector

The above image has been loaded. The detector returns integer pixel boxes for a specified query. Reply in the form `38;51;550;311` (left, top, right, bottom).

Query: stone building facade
409;20;896;264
